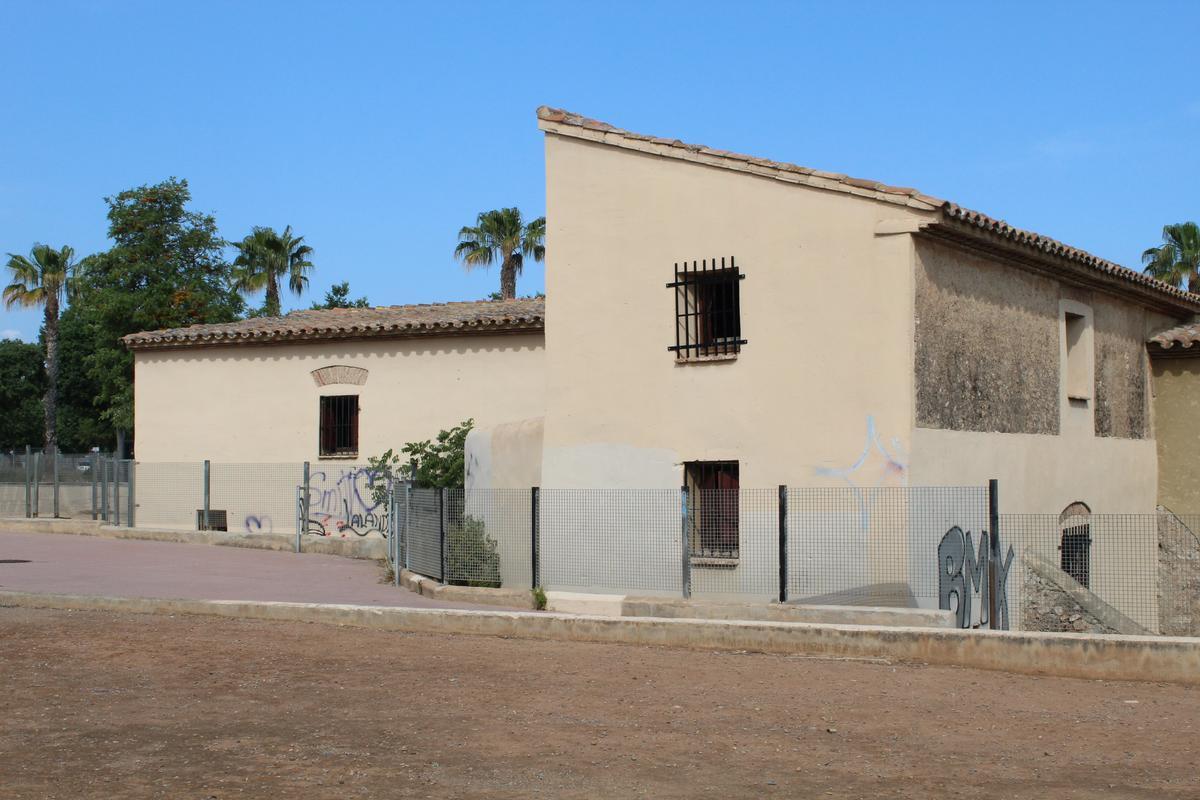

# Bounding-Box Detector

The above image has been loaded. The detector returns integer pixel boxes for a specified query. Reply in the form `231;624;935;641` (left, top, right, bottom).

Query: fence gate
406;487;444;582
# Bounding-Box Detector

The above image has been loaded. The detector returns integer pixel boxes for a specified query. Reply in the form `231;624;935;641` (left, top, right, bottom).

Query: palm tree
1142;222;1200;293
232;225;314;316
3;244;77;450
454;208;545;300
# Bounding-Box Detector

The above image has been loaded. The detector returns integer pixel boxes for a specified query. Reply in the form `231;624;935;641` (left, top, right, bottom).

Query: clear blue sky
2;1;1197;341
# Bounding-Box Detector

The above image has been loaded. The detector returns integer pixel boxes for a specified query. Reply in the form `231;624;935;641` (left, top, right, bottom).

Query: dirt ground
1;607;1197;799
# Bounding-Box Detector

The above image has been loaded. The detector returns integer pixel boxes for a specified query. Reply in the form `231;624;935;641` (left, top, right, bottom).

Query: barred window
319;395;359;457
668;257;746;360
685;460;739;561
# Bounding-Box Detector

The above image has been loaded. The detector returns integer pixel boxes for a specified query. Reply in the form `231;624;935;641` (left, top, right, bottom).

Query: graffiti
815;415;908;528
244;515;273;534
304;466;389;538
938;526;1014;629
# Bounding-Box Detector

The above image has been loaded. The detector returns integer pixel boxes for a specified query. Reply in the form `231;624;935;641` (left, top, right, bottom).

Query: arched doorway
1059;502;1092;588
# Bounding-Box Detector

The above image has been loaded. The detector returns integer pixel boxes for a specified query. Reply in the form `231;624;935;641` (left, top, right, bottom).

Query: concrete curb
399;569;535;609
2;589;1198;685
0;518;386;561
621;597;956;628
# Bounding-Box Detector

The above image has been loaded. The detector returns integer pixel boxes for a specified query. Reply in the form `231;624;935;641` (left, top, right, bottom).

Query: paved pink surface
0;531;502;610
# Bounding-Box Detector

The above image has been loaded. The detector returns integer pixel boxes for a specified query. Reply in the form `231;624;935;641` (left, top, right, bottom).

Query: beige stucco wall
540;132;925;492
465;417;544;491
132;332;546;463
1153;356;1200;513
910;238;1174;515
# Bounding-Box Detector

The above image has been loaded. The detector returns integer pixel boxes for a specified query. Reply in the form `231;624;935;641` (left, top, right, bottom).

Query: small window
1059;503;1091;588
685;461;739;561
319;395;359;457
1064;311;1090;401
1060;521;1092;588
668;257;746;360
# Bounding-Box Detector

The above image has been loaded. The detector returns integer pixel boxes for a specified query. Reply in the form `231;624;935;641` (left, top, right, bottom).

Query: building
126;107;1200;626
124;300;544;534
465;108;1200;514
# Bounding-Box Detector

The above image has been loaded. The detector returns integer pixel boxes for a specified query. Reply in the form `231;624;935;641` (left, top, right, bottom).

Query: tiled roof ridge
536;106;1199;309
123;297;545;350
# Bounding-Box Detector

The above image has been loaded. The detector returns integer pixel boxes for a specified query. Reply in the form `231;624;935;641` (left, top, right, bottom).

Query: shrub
448;515;501;588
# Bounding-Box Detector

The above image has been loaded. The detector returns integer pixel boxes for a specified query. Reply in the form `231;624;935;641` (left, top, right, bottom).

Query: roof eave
123;319;545;352
918;219;1200;316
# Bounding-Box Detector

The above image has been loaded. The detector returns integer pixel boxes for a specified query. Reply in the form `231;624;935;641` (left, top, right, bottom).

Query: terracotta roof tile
123;298;544;351
1149;322;1200;350
536;106;1199;311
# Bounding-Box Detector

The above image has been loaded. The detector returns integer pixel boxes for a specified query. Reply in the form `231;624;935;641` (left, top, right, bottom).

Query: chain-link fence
0;449;129;522
389;483;1200;637
12;458;1199;638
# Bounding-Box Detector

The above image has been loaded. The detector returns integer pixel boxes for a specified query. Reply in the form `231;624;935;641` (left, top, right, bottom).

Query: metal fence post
113;459;120;527
988;478;1000;630
52;446;60;519
439;487;447;584
531;486;540;590
392;482;401;587
302;461;310;542
90;452;98;520
295;485;303;553
778;484;788;604
680;485;691;599
126;460;135;527
388;480;397;581
31;450;40;518
403;478;412;572
23;445;31;518
202;459;211;530
100;456;109;522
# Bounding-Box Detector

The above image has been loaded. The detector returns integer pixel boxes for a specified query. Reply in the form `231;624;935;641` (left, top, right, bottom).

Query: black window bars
667;256;747;359
319;395;360;457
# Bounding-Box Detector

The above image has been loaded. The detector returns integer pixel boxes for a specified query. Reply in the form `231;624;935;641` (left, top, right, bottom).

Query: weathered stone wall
1022;562;1122;634
915;238;1173;441
914;240;1059;434
1158;511;1200;637
1019;549;1149;635
1092;295;1152;439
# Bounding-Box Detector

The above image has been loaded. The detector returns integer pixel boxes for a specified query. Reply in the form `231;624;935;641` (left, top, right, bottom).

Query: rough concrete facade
1152;355;1200;512
914;240;1060;435
1092;294;1158;439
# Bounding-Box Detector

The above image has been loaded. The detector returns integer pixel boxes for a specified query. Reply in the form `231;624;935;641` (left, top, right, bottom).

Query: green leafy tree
1143;222;1200;293
232;225;314;317
53;307;115;452
0;338;46;448
367;418;474;505
454;208;545;300
76;178;244;451
311;281;369;309
3;244;78;449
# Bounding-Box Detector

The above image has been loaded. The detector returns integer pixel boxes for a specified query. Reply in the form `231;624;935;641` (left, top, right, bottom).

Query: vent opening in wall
1064;311;1090;402
197;509;229;532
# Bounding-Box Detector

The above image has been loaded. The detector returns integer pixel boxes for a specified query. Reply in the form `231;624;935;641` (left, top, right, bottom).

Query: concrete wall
539;132;924;490
463;418;544;589
914;240;1060;435
536;130;929;597
465;417;544;491
910;239;1169;515
132;332;546;463
1153;355;1200;513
